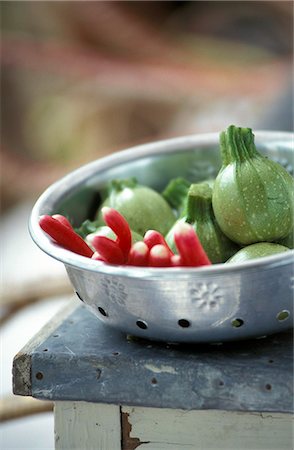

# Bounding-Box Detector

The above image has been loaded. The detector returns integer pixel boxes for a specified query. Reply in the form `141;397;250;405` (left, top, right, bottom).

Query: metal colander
29;131;294;343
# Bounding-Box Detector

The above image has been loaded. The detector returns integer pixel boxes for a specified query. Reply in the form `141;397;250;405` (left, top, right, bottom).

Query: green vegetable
96;178;176;236
227;242;290;263
166;183;239;263
162;177;191;215
203;178;215;190
85;225;142;250
212;125;294;245
276;231;294;249
75;218;100;239
162;177;215;217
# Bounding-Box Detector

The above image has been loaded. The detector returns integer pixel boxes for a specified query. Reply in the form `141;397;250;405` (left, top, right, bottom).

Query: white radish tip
150;244;169;258
171;254;182;265
91;251;104;261
85;233;95;245
174;222;192;235
101;206;112;215
144;229;156;238
132;241;148;255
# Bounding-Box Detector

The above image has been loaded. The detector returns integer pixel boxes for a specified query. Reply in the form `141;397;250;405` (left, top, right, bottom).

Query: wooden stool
13;299;293;450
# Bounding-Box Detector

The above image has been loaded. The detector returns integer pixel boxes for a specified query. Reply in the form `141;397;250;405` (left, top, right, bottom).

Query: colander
29;131;294;343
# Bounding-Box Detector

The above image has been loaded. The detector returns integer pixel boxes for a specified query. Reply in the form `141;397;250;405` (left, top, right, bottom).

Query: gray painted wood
13;301;293;413
12;300;79;396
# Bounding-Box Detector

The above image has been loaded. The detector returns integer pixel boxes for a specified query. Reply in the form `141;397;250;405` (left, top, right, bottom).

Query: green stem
220;125;258;165
110;177;137;193
185;183;213;223
162;177;190;211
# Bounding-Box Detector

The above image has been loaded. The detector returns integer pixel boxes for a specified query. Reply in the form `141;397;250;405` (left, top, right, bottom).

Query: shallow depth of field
0;2;293;449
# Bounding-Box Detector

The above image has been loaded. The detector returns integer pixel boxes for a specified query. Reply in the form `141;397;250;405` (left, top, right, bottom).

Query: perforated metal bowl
29;131;294;343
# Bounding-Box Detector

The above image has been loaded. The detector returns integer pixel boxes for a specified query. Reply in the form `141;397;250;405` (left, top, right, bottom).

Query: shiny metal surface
29;132;294;343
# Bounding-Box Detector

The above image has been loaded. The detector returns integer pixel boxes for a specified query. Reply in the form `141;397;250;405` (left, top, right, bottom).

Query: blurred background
1;1;293;449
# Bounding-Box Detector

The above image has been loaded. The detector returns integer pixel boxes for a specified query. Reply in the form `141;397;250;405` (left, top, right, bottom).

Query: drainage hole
178;319;191;328
35;372;44;380
276;310;290;322
43;349;48;352
75;292;84;302
231;318;244;328
151;377;158;385
136;320;148;330
265;383;272;391
218;380;224;387
98;307;108;317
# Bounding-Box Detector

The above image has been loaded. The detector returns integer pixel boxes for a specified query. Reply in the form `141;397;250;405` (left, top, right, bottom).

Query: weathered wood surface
55;402;121;450
13;301;293;413
54;402;293;450
12;299;79;396
122;405;294;450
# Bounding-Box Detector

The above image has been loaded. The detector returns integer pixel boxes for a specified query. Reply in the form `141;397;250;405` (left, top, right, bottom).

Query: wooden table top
13;297;293;413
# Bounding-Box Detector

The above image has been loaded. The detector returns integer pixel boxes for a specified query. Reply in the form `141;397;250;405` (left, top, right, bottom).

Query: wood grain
122;405;293;450
54;401;121;450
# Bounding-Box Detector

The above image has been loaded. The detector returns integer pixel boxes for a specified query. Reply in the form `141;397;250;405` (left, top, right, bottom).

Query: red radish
149;244;171;267
92;235;125;265
91;252;106;262
170;254;182;266
52;214;73;229
128;242;149;266
101;207;132;260
39;215;93;258
144;229;173;255
174;222;211;267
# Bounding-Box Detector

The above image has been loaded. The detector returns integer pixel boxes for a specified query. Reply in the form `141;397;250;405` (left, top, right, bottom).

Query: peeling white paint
123;406;293;449
144;363;177;374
